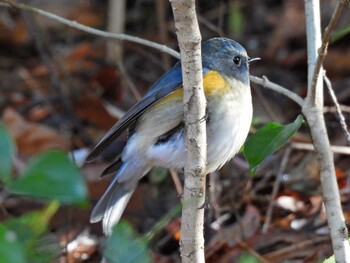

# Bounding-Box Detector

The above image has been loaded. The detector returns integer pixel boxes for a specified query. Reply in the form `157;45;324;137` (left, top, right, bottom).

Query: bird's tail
90;162;150;235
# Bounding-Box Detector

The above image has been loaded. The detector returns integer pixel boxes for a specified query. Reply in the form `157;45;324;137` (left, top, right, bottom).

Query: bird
87;37;258;235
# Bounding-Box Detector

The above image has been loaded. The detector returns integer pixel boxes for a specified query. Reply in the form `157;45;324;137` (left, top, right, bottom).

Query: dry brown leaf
0;18;30;45
74;96;117;130
1;107;70;155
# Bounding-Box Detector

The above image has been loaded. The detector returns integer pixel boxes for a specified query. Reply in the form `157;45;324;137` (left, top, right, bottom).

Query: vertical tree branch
170;1;207;262
106;0;126;62
309;0;346;104
303;1;350;262
304;0;323;105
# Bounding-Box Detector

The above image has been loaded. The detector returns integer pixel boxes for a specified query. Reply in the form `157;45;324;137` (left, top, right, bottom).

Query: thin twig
116;60;142;101
291;142;350;155
263;236;330;261
198;15;224;36
0;1;181;59
262;147;292;233
323;73;350;145
252;85;281;121
310;0;346;103
170;169;183;196
324;105;350;114
250;75;304;107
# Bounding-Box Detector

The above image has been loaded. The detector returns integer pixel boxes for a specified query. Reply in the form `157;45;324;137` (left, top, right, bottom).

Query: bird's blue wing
147;62;182;94
87;62;183;161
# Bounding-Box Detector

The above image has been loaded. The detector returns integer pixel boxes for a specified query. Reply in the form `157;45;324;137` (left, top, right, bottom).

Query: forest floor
1;1;350;262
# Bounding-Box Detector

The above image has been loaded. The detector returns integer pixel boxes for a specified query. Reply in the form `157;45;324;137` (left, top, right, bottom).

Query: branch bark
309;0;346;104
106;0;126;62
250;75;304;107
303;1;350;262
170;1;206;262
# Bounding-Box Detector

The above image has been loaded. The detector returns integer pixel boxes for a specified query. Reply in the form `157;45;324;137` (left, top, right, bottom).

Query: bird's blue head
202;38;254;85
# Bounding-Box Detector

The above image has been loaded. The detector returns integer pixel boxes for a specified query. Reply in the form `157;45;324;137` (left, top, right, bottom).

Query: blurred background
0;0;350;262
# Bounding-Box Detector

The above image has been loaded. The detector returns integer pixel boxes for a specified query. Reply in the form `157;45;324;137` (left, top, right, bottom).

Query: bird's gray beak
248;57;261;63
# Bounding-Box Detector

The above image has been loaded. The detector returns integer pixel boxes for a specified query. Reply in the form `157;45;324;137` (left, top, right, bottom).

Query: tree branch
291;142;350;155
324;73;350;145
250;75;304;107
304;0;323;106
309;0;346;104
170;1;206;262
303;1;350;262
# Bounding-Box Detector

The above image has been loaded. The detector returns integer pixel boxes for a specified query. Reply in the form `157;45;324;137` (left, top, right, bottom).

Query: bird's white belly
144;88;252;173
206;92;252;172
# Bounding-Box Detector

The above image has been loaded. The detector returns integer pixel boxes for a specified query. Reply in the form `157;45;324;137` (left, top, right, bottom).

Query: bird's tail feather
102;181;136;234
90;162;150;235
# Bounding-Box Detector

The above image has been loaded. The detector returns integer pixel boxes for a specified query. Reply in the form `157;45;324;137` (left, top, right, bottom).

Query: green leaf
331;23;350;43
150;167;169;184
8;150;87;204
4;201;60;262
26;235;60;263
0;224;25;263
104;221;151;263
5;201;59;241
323;255;335;263
229;1;244;37
0;124;15;182
144;203;181;242
243;115;303;174
237;253;260;263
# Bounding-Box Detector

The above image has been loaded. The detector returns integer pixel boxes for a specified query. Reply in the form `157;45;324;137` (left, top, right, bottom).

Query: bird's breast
125;73;252;174
205;77;252;172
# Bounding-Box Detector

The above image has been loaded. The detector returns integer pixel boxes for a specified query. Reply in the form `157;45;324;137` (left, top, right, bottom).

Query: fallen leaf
1;108;70;155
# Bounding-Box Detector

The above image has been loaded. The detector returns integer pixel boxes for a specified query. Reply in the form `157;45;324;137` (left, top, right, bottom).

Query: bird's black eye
233;56;241;66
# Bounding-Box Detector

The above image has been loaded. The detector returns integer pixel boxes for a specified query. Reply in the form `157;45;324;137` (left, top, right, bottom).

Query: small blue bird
87;38;258;235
